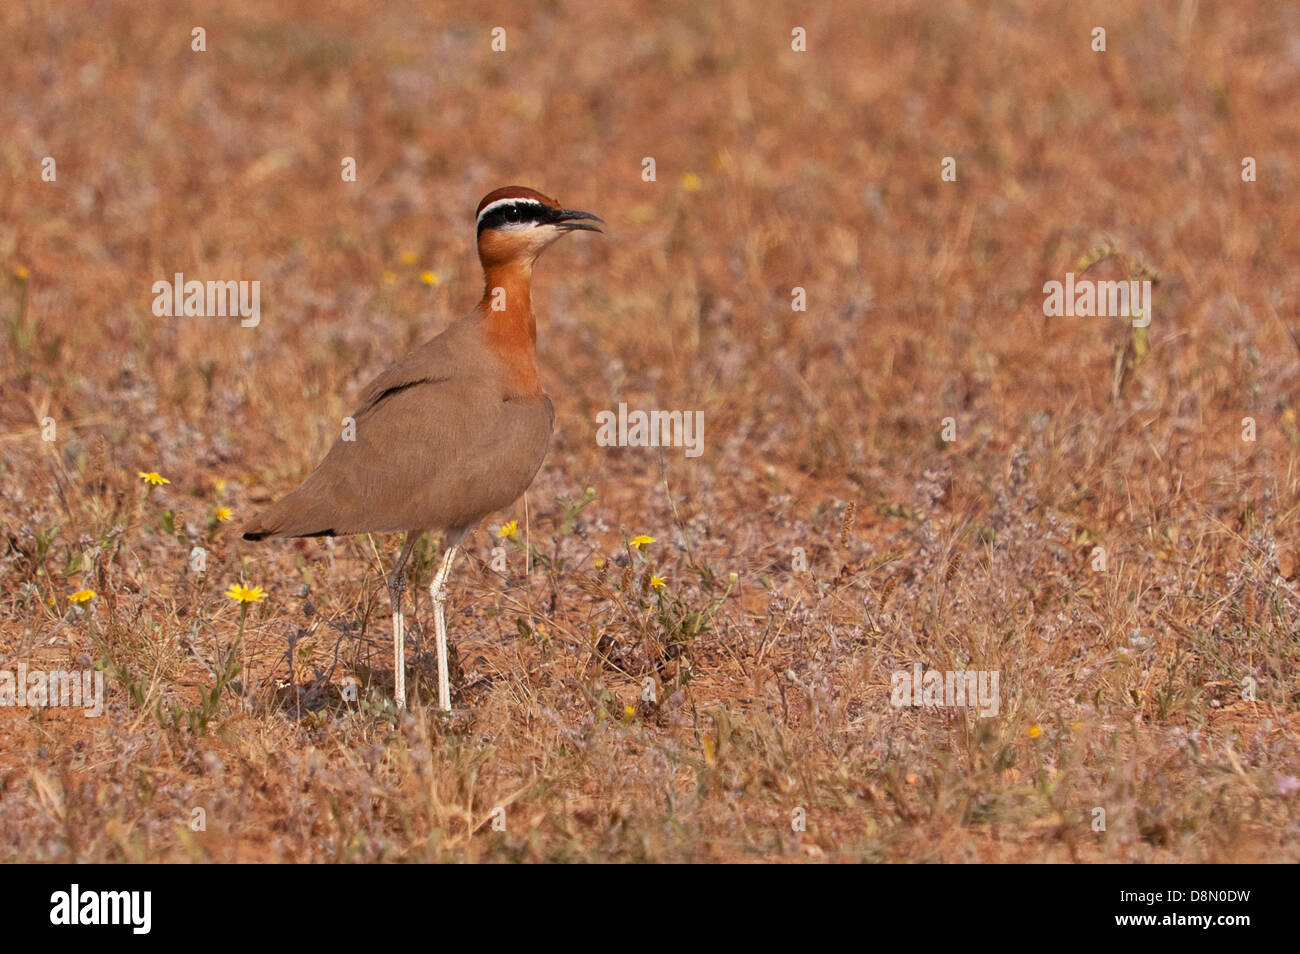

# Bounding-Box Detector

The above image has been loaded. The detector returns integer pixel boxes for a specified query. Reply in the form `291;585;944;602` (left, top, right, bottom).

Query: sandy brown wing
247;380;554;538
265;374;495;536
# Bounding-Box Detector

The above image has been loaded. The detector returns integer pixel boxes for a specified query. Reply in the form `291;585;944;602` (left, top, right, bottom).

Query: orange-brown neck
479;259;541;396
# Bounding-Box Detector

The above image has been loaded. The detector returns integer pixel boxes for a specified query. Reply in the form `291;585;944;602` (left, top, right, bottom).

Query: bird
242;186;603;711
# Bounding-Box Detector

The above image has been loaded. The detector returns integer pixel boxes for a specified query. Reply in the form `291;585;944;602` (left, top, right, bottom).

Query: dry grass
1;0;1298;862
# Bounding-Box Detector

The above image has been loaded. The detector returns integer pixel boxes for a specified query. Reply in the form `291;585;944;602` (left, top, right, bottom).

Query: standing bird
242;186;603;711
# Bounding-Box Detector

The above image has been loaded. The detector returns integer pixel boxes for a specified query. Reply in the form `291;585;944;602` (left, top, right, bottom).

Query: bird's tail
240;509;282;541
240;489;336;541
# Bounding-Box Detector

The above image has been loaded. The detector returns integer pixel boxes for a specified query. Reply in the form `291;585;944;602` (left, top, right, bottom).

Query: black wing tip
242;528;335;541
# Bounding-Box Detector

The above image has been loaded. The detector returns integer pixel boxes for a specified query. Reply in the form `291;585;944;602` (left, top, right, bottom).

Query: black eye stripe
477;201;559;234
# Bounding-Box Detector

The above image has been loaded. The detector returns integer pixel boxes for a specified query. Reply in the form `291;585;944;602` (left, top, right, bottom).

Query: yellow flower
629;535;655;550
138;471;170;486
624;705;635;717
399;250;417;266
650;575;665;590
13;265;29;280
225;583;267;604
593;557;605;569
69;589;95;604
214;507;233;522
382;270;397;285
420;270;439;286
212;477;227;491
497;520;518;539
680;172;702;191
628;203;655;224
1028;725;1043;739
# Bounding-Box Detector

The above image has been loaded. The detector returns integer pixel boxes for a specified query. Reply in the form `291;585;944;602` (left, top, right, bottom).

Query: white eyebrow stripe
476;198;547;228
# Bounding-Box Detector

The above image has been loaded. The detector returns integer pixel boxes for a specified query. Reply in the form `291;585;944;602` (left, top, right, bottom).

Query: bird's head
475;186;603;267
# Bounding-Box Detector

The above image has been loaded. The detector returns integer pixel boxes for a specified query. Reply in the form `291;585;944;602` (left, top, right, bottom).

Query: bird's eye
506;206;521;221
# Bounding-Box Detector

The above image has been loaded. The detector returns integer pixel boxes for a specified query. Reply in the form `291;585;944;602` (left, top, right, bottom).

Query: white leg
430;544;459;711
386;533;417;712
392;605;406;710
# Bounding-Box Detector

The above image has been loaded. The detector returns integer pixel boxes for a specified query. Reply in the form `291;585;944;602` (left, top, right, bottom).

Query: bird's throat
480;261;541;396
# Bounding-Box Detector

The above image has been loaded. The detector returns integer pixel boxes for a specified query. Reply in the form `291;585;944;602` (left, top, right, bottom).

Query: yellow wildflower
420;270;439;286
399;250;417;266
215;507;233;522
69;589;95;604
650;575;665;590
680;172;702;191
225;583;267;604
628;535;655;550
1028;725;1043;739
498;520;518;539
138;471;170;486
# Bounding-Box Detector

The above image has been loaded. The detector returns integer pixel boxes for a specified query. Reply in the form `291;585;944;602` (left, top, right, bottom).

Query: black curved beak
555;209;605;233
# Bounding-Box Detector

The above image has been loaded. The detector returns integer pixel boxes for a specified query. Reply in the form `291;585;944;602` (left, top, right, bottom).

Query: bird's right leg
429;543;459;712
387;533;418;710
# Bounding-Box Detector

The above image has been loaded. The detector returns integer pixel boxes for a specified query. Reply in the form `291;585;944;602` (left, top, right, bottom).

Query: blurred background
1;1;1298;861
4;1;1297;511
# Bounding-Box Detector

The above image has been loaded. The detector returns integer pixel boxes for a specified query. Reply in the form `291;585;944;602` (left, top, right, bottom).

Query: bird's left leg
429;543;460;711
387;533;418;710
